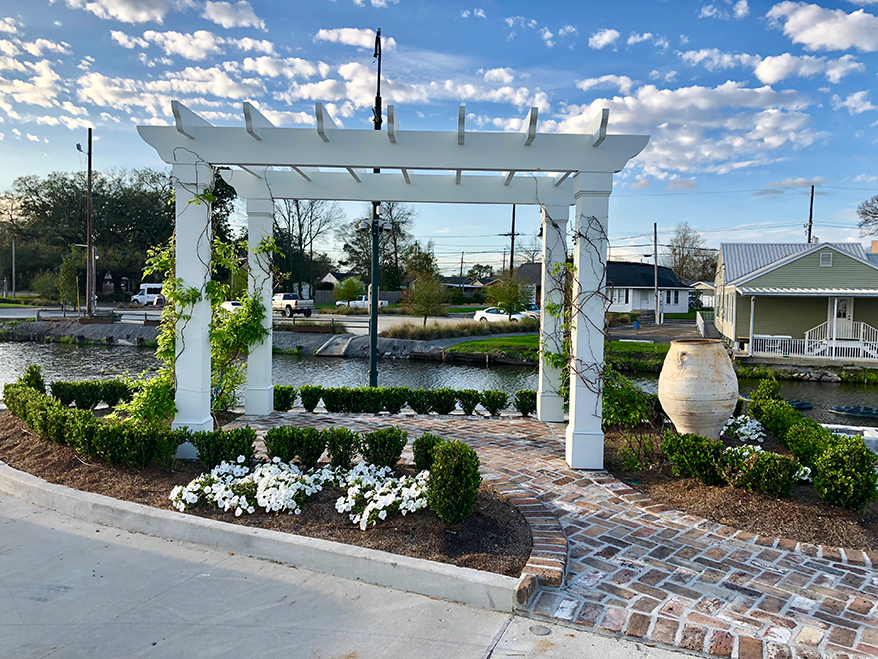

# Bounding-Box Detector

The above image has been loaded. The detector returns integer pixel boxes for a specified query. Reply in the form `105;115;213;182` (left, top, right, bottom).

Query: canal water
1;343;875;426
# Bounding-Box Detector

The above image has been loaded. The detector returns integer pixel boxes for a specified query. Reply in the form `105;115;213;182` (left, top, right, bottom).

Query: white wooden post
566;173;612;469
245;197;274;415
172;163;214;435
748;296;755;357
537;204;569;423
832;297;838;361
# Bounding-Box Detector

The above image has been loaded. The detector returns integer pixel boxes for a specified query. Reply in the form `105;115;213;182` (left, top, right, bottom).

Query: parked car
473;307;529;323
272;292;315;317
523;303;541;319
220;300;242;313
336;295;388;309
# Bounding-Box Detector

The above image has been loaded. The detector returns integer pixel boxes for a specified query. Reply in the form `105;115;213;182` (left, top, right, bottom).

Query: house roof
720;243;872;284
607;261;688;289
322;271;360;283
514;262;542;286
738;287;878;297
441;276;479;287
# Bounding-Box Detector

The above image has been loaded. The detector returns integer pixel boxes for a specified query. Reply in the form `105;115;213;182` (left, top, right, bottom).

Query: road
0;492;682;659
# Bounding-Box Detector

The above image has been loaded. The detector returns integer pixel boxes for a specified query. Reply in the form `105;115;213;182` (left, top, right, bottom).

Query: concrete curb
0;461;520;612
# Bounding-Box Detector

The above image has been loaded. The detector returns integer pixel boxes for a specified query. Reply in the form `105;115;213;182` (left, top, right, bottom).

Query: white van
131;283;163;305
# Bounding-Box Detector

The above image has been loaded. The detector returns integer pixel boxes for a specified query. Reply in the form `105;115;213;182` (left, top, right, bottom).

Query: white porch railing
751;321;878;360
696;309;715;338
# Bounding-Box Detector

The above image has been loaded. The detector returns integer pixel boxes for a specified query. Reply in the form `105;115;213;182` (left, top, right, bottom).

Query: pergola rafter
138;101;649;470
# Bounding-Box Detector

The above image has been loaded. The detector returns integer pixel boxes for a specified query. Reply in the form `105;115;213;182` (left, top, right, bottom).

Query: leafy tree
858;195;878;236
405;240;440;279
58;248;80;306
31;271;58;299
404;273;448;325
466;264;494;280
334;276;365;304
337;202;415;290
663;222;716;282
487;273;531;319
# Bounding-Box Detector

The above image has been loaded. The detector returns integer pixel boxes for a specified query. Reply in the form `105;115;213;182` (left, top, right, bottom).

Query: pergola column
566;172;612;469
172;163;214;434
537;204;569;423
245;197;274;415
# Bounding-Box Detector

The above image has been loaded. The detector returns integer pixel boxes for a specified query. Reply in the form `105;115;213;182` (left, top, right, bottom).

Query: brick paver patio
229;411;878;659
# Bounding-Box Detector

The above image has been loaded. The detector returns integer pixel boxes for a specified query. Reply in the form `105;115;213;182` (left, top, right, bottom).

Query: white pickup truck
336;295;388;309
272;293;315;317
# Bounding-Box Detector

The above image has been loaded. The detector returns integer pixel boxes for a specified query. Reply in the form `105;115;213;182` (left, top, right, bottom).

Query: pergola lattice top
138;101;649;205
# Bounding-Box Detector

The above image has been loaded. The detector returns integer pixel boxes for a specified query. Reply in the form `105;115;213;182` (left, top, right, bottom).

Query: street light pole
369;27;383;388
77;129;95;316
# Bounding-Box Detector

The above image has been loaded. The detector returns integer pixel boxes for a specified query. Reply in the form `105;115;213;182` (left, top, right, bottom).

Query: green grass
446;334;540;361
663;311;698;320
447;306;488;314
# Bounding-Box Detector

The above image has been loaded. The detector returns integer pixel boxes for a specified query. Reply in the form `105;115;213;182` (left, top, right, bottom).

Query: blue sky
1;0;878;273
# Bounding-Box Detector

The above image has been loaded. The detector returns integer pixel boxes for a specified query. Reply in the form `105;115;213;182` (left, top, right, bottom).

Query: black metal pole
369;28;383;388
86;128;94;316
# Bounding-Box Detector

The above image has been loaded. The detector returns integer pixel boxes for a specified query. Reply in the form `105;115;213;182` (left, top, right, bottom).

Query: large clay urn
658;339;738;439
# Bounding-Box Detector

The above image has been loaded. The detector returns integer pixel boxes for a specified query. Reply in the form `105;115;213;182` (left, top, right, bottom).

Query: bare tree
517;230;542;264
858;195;878;236
274;199;345;296
663;222;716;282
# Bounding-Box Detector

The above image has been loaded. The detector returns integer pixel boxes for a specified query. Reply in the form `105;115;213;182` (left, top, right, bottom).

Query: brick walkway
229;412;878;659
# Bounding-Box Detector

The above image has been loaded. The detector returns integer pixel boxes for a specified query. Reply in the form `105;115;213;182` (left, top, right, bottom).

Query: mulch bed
0;412;531;577
605;427;878;551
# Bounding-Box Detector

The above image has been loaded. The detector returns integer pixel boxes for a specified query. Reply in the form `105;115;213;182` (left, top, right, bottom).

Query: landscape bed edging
0;461;522;612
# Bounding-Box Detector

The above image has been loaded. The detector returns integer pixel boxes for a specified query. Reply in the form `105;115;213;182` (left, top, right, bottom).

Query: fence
314;290;403;306
696;310;715;338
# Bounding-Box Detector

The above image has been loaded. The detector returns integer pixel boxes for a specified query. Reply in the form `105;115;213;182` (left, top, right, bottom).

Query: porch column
537;204;569;423
172;163;214;434
245;197;275;414
832;297;838;360
748;296;755;356
566;172;612;469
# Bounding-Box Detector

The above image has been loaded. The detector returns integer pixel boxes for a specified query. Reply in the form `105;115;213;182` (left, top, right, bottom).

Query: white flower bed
170;457;430;529
723;415;765;443
721;444;811;482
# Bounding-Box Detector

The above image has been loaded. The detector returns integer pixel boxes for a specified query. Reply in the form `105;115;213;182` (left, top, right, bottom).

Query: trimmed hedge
480;390;508;416
456;390;481;416
50;379;135;410
323;427;359;469
300;385;323;413
359;427;408;468
273;385;297;411
661;431;725;486
413;432;444;471
814;437;878;511
513;390;537;417
427;440;481;524
190;427;256;470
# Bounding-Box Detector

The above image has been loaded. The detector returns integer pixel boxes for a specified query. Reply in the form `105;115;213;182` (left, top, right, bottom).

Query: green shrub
603;370;651;430
3;382;38;420
90;418;157;470
264;426;299;463
154;428;189;469
300;385;322;413
190;426;256;470
814;437;878;511
20;364;46;394
480;390;508;416
323;427;359;469
427;440;481;524
661;431;725;486
30;398;69;445
273;385;297;411
408;389;433;415
785;420;835;468
431;388;457;415
355;387;384;415
50;381;76;407
70;381;104;411
101;380;134;408
748;377;782;419
750;452;801;498
413;432;444;471
757;399;802;444
513;390;537;417
296;427;326;470
66;409;99;457
320;387;348;413
360;427;408;468
456;389;481;416
379;387;408;414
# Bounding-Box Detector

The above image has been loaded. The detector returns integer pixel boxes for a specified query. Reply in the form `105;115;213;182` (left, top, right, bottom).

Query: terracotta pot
658;339;738;439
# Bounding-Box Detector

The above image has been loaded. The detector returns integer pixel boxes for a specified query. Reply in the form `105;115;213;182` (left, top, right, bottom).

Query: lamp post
76;129;95;316
368;27;383;388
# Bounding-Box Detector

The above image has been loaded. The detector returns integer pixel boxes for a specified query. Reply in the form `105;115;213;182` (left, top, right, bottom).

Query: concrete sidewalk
0;493;680;659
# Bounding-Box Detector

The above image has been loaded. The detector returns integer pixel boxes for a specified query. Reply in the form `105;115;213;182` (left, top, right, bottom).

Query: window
666;290;672;304
820;252;832;267
674;290;679;305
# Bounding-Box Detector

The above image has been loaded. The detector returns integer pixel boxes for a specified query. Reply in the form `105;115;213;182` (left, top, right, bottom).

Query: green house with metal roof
713;242;878;362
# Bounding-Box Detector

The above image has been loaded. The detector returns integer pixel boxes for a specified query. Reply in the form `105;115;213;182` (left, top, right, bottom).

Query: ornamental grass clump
190;426;256;470
427;440;481;525
813;436;878;511
322;427;359;469
455;389;481;416
413;432;444;471
480;390;508;416
360;427;408;468
299;385;323;413
513;389;537;417
431;388;457;415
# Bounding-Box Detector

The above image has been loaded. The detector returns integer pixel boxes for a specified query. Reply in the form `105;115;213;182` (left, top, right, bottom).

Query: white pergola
138;101;648;469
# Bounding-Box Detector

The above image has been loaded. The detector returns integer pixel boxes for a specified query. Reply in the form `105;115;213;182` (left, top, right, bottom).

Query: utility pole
368;28;383;388
77;129;95;316
806;185;814;243
654;222;659;325
502;248;506;272
11;237;15;299
459;251;464;296
509;204;516;275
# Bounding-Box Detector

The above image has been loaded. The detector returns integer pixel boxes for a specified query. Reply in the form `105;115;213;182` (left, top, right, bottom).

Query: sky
1;0;878;274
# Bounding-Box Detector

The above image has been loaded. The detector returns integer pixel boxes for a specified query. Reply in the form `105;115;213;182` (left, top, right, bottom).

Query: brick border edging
588;472;876;568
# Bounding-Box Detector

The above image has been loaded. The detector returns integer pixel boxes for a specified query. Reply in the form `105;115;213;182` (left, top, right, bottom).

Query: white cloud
540;27;554;48
0;18;20;34
22;39;72;56
577;74;634;94
831;90;878;114
0;39;19;56
588;28;619;50
352;0;399;7
111;30;148;48
629;178;651;189
854;174;878;183
767;2;878;52
57;0;197;24
628;32;653;45
460;9;470;18
483;67;514;84
12;128;20;135
241;55;320;79
765;176;825;188
313;28;396;51
558;25;577;37
680;48;864;84
0;59;63;109
26;132;39;141
698;4;728;19
473;8;485;18
666;179;698;190
0;56;26;72
229;37;274;54
733;1;750;18
678;48;759;71
142;30;224;59
202;1;265;30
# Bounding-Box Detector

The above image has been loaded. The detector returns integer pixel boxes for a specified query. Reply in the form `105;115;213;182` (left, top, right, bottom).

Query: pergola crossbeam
316;102;338;142
172;101;212;140
504;170;515;186
345;167;361;183
401;168;411;184
522;107;538;146
387;105;399;144
292;166;312;182
553;171;572;187
243;102;274;141
455;170;461;185
458;105;465;146
589;108;610;147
